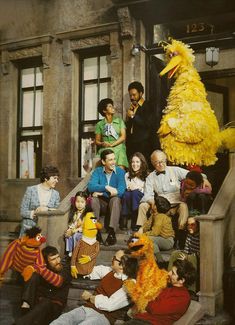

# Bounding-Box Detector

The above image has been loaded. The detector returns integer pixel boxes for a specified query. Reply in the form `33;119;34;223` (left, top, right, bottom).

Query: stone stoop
0;220;21;234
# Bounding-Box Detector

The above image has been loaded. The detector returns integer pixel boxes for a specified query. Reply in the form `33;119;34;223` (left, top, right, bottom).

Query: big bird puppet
124;233;168;313
0;226;46;283
158;38;235;166
71;212;102;278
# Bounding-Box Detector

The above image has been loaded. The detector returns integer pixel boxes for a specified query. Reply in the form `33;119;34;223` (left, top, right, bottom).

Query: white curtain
81;138;96;176
20;141;35;178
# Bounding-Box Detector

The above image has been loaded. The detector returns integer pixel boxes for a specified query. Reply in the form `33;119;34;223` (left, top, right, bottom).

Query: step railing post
37;210;67;254
197;213;225;316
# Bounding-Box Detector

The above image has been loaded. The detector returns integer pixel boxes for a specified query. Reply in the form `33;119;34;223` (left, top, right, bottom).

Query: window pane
36;67;43;86
100;56;110;78
22;68;35;88
99;82;111;100
84;57;98;80
35;90;43;126
20;140;35;178
22;91;34;127
21;130;42;136
81;137;96;177
84;84;98;120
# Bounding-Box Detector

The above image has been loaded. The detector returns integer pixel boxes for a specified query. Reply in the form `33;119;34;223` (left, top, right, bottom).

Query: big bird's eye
169;51;178;58
36;234;41;241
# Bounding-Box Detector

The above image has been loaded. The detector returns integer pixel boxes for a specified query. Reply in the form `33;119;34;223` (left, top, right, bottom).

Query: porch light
205;47;219;67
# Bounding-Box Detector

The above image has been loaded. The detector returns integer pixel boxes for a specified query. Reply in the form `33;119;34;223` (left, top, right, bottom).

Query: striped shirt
0;238;44;274
184;233;200;255
0;238;63;287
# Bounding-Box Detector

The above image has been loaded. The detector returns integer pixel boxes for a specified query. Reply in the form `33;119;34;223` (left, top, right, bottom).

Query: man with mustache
14;246;72;325
126;81;154;164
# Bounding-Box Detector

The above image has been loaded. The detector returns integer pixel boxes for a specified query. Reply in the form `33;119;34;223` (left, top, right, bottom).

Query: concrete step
0;220;20;234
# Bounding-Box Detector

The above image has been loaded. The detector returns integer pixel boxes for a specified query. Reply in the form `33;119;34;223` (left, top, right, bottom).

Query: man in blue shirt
88;149;126;245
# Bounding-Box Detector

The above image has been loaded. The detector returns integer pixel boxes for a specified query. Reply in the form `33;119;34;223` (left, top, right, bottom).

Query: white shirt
125;172;145;193
84;265;129;312
141;166;188;204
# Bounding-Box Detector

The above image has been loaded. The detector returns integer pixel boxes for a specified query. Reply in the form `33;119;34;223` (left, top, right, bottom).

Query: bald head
151;150;167;172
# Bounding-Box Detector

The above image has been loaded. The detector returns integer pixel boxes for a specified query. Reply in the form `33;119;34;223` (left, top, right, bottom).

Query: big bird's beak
159;55;182;78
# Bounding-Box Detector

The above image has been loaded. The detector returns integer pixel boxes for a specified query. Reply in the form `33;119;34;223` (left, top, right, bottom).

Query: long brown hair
128;152;149;181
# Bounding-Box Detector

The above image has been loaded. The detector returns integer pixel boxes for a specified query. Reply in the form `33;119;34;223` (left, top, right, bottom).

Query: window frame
16;58;43;179
78;46;111;176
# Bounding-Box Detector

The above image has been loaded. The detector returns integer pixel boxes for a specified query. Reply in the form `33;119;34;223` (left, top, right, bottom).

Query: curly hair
128;152;149;181
121;255;138;279
98;98;114;117
128;81;144;94
25;226;42;238
173;259;196;286
40;166;59;183
186;170;203;187
42;246;59;265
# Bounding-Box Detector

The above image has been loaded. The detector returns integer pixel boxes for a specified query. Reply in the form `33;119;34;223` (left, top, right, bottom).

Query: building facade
0;0;235;221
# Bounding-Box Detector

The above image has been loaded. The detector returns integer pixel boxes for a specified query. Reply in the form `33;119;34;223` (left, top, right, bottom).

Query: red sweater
135;286;190;325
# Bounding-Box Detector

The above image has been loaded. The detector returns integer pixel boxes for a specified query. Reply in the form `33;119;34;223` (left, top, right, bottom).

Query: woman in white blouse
120;152;148;231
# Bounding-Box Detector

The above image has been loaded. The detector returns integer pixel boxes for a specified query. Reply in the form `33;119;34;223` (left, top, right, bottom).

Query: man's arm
116;169;126;197
87;168;107;194
84;265;112;280
93;287;129;312
141;174;155;202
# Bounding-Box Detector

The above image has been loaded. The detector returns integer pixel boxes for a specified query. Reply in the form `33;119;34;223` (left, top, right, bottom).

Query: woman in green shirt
95;98;128;169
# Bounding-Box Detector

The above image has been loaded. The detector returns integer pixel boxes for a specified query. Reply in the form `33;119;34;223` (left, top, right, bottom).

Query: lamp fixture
131;44;147;56
205;47;219;67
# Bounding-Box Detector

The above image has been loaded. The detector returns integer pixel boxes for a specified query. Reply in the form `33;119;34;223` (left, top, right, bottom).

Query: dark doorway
147;55;171;150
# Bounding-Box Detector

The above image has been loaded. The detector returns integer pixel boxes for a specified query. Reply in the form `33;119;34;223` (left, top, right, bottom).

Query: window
79;48;111;176
17;64;43;178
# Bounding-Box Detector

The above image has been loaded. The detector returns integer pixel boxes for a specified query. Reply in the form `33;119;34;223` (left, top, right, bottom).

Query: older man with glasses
135;150;211;248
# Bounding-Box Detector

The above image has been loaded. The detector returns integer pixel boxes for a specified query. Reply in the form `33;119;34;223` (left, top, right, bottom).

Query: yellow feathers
158;38;233;166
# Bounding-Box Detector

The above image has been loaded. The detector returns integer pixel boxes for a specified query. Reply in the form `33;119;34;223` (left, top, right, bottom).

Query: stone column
197;213;224;316
38;210;67;254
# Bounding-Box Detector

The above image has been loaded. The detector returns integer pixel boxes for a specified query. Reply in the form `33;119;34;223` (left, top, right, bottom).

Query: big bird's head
82;212;102;238
21;226;46;248
159;39;195;78
127;233;154;259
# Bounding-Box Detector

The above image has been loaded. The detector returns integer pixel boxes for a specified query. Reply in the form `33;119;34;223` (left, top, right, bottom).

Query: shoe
104;233;117;246
131;225;141;232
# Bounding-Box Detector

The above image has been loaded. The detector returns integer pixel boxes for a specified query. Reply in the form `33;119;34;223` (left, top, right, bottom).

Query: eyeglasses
112;256;122;265
152;160;166;165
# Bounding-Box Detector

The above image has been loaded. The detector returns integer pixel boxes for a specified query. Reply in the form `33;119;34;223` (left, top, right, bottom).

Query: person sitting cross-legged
49;250;138;325
88;149;126;246
124;259;196;325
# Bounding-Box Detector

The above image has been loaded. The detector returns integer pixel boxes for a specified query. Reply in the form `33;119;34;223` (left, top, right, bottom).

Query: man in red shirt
125;259;196;325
